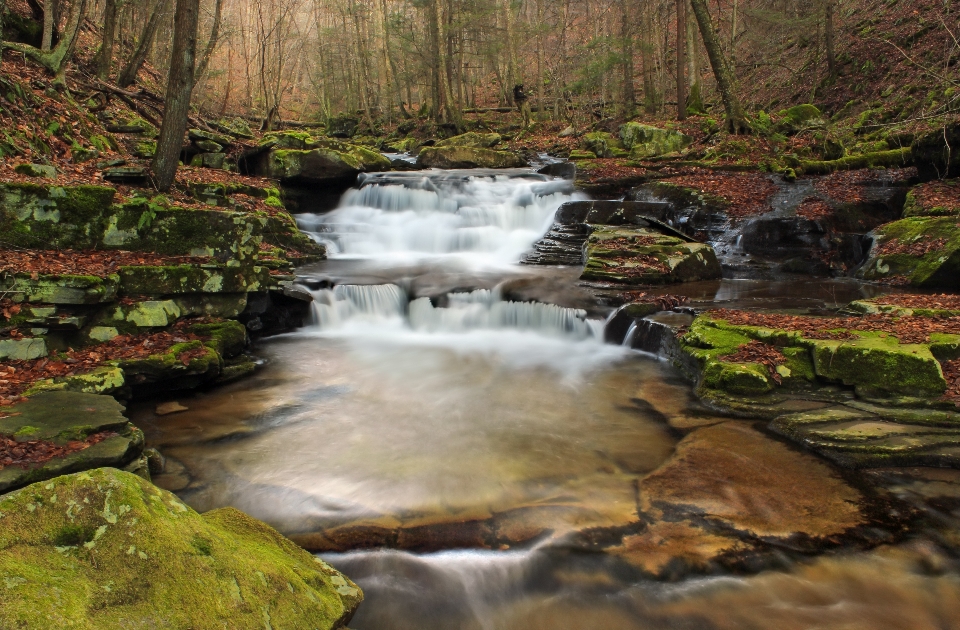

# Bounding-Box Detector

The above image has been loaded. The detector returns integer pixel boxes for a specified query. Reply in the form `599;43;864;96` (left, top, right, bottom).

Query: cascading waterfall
296;174;586;266
308;283;604;341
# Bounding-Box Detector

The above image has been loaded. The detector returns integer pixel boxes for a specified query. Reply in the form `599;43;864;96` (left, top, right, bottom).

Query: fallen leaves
710;308;960;345
813;168;915;205
666;169;779;218
719;340;788;384
797;197;834;220
0;248;211;277
0;430;117;470
873;294;960;310
876;237;947;257
910;180;960;215
0;321;209;406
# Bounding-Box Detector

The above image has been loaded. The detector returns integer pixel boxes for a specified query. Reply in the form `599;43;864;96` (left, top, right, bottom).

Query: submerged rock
0;468;362;628
0;392;143;493
857;216;960;288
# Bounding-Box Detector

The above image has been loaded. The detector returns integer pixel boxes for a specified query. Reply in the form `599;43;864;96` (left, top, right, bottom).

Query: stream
139;169;960;629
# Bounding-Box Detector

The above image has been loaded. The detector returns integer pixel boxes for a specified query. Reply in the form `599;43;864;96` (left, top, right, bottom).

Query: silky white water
296;173;586;267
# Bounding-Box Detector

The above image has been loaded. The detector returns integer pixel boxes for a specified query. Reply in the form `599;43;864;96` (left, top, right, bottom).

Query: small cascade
307;284;604;341
622;321;640;348
296;173;586;265
310;284;408;327
409;290;603;340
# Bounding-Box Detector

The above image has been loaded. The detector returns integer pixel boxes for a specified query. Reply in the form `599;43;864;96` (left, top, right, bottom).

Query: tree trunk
619;0;635;118
117;0;169;88
152;0;199;192
690;0;751;134
686;2;705;114
5;0;85;76
192;0;223;89
42;0;56;51
96;0;118;79
825;0;837;77
640;2;659;114
676;0;686;120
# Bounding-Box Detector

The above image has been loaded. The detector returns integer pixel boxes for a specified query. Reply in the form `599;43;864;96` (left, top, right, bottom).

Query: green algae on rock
0;468;362;629
0;392;143;493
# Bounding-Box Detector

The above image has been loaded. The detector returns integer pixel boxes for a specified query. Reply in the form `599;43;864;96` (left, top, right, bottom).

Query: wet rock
619;122;692;158
416;146;528;169
771;403;960;468
537;161;576;180
612;422;867;577
0;468;362;629
857;216;960;288
156;401;189;415
0;392;143;493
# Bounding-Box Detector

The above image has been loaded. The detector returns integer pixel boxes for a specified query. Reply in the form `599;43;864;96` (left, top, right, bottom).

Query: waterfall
296;174;586;265
310;284;408;327
307;284;603;341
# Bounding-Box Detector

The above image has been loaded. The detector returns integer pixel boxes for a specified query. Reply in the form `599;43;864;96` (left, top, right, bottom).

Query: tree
690;0;751;133
193;0;225;88
117;0;170;88
2;0;86;80
152;0;201;192
824;0;837;77
96;0;119;79
676;0;686;120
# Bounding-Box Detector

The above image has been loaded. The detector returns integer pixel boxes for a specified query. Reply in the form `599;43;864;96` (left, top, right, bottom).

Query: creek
138;169;960;629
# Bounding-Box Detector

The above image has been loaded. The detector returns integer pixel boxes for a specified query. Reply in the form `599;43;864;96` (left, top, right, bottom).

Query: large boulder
619;122;692;159
774;104;826;135
252;135;390;184
0;392;142;493
857;216;960;288
416;146;527;169
434;132;501;149
0;468;362;628
912;122;960;181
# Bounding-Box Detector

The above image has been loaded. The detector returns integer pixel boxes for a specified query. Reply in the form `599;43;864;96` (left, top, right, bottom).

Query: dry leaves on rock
876;237;947;258
719;340;788;384
0;248;211;277
873;294;960;310
667;169;779;218
0;430;117;470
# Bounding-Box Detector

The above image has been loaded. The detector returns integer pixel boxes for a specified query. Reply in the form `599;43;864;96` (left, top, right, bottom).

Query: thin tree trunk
825;0;837;77
620;0;635;118
676;0;686;120
192;0;223;89
96;0;119;78
152;0;200;192
42;0;57;51
690;0;751;133
686;2;704;113
117;0;169;88
5;0;85;76
640;2;659;114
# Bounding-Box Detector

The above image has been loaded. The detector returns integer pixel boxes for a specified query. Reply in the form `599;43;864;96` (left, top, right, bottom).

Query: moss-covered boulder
857;216;960;288
327;113;359;138
582;132;627;159
902;181;960;217
580;226;721;285
775;104;825;135
0;338;47;361
0;468;362;628
256;139;391;184
434;132;501;149
618;123;692;159
0;392;143;493
117;264;272;296
416;145;528;169
808;336;947;397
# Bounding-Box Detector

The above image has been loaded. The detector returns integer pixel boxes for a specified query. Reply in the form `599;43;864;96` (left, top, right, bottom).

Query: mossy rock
117;265;272;296
912;122;960;180
808;337;947;397
0;183;116;250
0;392;143;493
902;182;960;217
569;150;597;160
257;144;390;184
618;123;692;158
0;468;362;628
1;274;119;305
581;132;627;159
119;341;222;390
775;104;825;135
189;320;248;358
0;338;47;360
580;226;721;285
434;132;501;149
416;146;527;169
327;113;360;138
857;216;960;288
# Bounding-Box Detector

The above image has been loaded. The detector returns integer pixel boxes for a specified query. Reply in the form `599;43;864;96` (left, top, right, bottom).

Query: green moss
858;216;960;288
435;132;501;149
799;147;912;175
117;265;271;295
189;320;247;358
580;226;721;285
0;469;362;629
417;146;527;169
0;183;117;249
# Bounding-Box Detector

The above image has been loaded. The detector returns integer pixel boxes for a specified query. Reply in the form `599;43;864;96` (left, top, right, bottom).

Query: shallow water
141;169;960;628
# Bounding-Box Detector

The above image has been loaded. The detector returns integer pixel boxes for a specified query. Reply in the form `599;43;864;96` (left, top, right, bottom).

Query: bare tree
152;0;200;192
690;0;751;133
3;0;86;79
117;0;171;88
